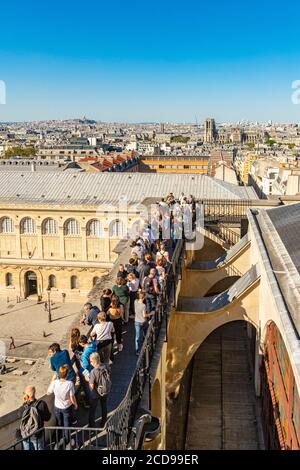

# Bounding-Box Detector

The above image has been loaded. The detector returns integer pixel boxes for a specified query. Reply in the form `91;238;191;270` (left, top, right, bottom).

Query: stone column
37;224;43;258
15;224;21;258
81;226;87;261
103;228;110;262
59;225;65;260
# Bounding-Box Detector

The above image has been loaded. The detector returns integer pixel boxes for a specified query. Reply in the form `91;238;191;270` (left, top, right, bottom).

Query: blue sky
1;0;300;122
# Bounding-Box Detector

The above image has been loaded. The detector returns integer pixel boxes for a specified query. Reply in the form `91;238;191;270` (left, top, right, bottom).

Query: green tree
4;146;37;159
170;135;190;143
266;138;276;147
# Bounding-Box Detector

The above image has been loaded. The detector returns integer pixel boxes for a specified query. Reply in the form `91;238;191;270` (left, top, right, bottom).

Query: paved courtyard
0;297;85;416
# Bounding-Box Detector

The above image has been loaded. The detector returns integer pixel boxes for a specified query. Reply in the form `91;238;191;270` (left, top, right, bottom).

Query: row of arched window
0;217;127;238
5;273;101;289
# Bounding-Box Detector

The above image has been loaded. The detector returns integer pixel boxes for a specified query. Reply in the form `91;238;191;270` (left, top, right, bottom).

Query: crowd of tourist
17;192;195;450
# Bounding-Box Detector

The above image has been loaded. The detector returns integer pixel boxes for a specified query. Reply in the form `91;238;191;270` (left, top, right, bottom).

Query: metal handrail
6;426;107;450
6;239;185;451
105;239;185;450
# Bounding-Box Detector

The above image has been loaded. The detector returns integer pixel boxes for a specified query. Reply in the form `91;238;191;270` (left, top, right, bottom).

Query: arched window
20;217;36;234
71;275;78;289
87;220;103;237
0;217;15;233
43;218;58;235
129;220;143;240
93;276;100;287
64;219;80;236
6;273;13;286
109;220;126;238
49;275;56;288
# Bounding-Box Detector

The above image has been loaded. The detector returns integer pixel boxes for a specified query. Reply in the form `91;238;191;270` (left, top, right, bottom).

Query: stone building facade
0;204;139;302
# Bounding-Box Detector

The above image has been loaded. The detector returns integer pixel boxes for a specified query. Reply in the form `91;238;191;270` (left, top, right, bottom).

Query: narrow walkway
76;319;137;427
185;322;264;450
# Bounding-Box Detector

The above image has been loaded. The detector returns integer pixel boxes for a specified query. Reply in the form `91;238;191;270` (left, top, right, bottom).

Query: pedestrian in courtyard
9;336;16;350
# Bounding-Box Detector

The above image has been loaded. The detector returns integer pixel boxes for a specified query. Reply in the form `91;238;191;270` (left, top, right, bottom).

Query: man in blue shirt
48;343;76;383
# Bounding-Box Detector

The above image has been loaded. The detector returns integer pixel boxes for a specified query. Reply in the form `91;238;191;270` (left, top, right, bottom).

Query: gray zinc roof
256;202;300;335
0;172;257;206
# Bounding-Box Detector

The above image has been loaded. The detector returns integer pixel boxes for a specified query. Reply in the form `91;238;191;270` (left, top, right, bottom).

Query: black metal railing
7;426;107;451
200;198;252;224
205;223;241;246
6;239;185;451
105;239;185;450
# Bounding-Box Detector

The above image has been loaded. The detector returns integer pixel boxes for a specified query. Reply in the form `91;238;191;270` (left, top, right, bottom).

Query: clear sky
1;0;300;123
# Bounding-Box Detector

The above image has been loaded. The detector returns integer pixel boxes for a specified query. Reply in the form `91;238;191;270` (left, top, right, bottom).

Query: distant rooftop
0;172;258;206
0;159;67;171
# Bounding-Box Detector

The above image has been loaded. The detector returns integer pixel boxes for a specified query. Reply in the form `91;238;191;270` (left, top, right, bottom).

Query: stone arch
20;268;43;298
41;217;59;235
0;216;15;233
63;218;81;236
109;219;127;239
204;275;241;296
192;235;227;263
20;217;37;235
86;219;104;238
166;281;260;398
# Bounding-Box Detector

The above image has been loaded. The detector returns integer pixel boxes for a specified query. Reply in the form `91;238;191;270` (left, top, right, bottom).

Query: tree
266;138;276;147
247;143;255;149
4;146;37;159
288;143;295;150
170;135;190;143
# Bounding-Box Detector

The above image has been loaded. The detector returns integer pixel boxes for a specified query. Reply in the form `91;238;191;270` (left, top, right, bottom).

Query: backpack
97;366;112;397
143;276;154;295
20;401;42;438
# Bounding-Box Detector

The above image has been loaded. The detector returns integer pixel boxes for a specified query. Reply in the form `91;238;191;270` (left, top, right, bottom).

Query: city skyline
1;0;300;122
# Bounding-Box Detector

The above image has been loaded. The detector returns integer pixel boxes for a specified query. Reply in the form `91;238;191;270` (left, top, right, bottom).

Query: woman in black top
100;289;112;313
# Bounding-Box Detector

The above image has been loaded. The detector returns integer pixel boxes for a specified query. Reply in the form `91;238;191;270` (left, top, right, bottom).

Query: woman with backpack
47;365;78;448
88;352;111;428
142;267;160;315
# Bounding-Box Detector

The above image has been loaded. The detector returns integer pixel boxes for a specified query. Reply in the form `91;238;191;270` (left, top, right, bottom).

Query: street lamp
46;285;52;323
